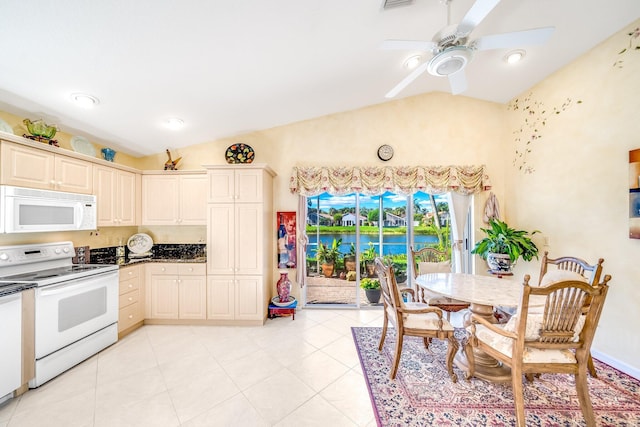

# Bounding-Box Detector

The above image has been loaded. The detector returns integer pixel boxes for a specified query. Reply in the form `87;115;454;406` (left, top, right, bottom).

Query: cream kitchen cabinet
145;263;206;320
118;265;143;338
0;141;93;194
205;164;275;324
94;165;140;226
141;172;207;225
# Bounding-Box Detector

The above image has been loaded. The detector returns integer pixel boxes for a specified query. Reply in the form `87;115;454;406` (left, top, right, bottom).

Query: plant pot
486;253;514;273
321;262;335;278
344;255;356;272
364;288;381;304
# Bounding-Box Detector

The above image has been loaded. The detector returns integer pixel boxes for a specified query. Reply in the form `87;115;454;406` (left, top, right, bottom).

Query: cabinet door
0;142;55;190
117;170;138;225
207;170;235;203
94;165;117;226
142;175;179;224
149;276;179;319
179;174;207;225
235;170;263;203
235;203;263;275
235;276;263;321
207;276;235;320
54;156;93;194
207;204;235;275
178;276;206;319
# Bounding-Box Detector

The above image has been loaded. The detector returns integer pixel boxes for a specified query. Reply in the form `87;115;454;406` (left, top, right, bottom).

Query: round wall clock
377;144;394;161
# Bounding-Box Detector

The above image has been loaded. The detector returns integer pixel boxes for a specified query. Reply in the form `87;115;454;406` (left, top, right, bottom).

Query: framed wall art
629;149;640;239
277;212;297;268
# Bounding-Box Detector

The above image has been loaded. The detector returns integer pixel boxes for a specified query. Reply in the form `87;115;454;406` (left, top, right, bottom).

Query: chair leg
390;334;404;379
462;337;475;380
378;312;389;351
422;337;432;349
575;367;596;427
511;365;526;427
446;310;451;322
445;335;459;383
587;353;598;378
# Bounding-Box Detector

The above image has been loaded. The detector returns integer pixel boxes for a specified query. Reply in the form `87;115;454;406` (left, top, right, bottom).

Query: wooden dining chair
538;251;604;377
464;273;612;427
410;246;469;320
374;257;459;382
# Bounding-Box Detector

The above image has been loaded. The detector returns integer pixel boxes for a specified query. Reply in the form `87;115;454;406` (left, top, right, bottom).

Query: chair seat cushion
471;324;577;363
389;302;455;331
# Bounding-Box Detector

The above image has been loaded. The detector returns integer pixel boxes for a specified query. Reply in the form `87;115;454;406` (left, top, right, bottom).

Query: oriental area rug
352;327;640;426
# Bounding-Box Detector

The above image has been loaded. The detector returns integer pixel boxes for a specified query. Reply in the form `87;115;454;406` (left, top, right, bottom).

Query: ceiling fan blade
380;39;437;52
473;26;555;51
385;61;431;98
448;70;468;95
456;0;501;37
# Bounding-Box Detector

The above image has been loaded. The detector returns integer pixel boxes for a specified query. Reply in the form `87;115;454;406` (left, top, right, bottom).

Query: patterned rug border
352;326;640;427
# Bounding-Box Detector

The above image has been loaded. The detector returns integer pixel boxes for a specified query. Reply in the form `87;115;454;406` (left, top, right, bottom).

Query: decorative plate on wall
71;136;96;157
0;118;13;134
127;233;153;254
225;143;255;164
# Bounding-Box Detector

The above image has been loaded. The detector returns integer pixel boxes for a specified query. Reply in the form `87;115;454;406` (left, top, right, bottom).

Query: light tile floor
0;308;394;427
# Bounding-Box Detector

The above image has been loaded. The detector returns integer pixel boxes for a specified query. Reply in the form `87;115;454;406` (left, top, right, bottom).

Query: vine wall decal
613;26;639;68
508;93;582;174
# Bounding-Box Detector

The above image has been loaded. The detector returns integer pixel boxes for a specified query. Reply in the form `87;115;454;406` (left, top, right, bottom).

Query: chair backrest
538;251;604;286
410;246;450;279
374;257;404;311
517;274;611;353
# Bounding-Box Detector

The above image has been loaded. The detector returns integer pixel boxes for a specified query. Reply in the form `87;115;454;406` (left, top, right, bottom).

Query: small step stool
268;299;297;320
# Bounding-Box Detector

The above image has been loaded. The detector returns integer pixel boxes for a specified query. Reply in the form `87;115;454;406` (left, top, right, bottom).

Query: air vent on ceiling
382;0;415;10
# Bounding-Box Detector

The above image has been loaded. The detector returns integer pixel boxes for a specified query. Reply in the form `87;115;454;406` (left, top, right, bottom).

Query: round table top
415;272;522;308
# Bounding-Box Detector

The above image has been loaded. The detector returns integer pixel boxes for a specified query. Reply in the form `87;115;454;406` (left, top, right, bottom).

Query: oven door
34;270;118;359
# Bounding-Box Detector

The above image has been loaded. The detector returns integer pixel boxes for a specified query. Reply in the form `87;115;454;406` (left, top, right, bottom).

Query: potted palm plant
360;277;381;304
360;242;378;277
315;238;342;278
344;243;357;272
471;218;540;273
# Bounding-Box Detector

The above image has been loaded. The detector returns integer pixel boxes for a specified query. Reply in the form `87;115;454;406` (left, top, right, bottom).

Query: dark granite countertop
89;244;206;267
0;282;36;297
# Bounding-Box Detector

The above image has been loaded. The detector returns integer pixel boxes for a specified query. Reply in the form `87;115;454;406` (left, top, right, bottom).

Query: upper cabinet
141;172;207;225
94;165;140;226
1;141;93;194
208;168;266;203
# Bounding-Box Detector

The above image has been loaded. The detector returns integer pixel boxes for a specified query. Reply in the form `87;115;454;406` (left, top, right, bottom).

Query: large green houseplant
316;238;342;277
471;219;540;273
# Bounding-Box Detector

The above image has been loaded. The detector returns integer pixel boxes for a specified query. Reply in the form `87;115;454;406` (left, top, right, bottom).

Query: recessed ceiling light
164;118;185;130
404;55;422;69
70;93;100;108
504;50;525;64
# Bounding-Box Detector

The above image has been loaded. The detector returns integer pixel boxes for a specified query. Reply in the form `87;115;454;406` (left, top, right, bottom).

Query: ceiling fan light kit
427;47;472;76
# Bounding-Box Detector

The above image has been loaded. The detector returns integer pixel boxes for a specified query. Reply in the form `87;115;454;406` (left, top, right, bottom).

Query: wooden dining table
415;272;522;383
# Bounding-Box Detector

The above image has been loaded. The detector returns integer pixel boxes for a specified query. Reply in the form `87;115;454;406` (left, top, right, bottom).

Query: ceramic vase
277;271;292;303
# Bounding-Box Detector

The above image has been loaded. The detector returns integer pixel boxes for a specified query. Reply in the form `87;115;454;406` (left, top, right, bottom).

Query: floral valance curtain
289;165;491;196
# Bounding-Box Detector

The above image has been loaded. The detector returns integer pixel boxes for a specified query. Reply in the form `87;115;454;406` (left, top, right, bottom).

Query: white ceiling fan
382;0;555;97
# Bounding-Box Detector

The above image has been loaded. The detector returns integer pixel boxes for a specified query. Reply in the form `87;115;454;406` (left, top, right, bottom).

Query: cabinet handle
128;271;133;276
161;268;166;272
128;283;133;288
128;297;133;301
128;314;133;319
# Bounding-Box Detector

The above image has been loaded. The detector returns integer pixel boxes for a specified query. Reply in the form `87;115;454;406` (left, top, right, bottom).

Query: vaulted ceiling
1;0;638;156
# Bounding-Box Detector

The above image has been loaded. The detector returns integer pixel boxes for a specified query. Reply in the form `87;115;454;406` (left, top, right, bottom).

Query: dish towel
483;192;501;224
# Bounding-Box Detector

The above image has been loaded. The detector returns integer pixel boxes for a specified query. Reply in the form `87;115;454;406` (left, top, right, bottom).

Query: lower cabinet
146;263;206;320
118;265;144;337
207;275;264;321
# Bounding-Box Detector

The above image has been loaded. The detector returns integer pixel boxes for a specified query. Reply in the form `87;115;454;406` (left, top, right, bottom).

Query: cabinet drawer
147;264;179;275
119;278;140;295
119;288;140;308
119;302;142;331
120;265;140;281
178;264;206;276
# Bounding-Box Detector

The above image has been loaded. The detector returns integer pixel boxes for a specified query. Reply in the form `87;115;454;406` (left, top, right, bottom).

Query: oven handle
38;271;118;296
0;293;21;305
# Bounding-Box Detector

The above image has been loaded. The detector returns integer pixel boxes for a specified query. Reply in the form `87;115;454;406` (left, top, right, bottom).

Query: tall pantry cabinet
205;164;275;324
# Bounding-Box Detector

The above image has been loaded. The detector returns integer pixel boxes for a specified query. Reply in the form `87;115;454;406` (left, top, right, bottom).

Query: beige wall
1;19;638;375
505;19;640;373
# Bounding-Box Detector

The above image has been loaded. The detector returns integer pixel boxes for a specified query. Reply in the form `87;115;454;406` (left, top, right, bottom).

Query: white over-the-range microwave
0;185;97;233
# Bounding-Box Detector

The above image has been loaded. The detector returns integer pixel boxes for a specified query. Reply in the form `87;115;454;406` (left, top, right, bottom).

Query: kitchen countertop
0;282;36;297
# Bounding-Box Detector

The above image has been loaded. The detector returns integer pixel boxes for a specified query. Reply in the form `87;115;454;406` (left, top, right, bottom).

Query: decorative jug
276;271;292;303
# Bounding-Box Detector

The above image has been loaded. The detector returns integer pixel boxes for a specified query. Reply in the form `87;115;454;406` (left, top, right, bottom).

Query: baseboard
591;348;640;380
